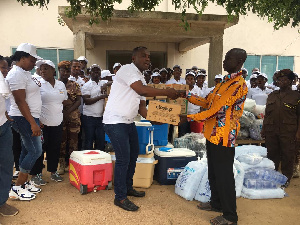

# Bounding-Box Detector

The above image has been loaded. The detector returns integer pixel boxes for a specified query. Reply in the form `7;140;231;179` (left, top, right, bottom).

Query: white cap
16;43;42;60
151;72;161;78
185;71;196;77
257;73;268;80
250;74;257;79
242;68;248;74
101;70;112;78
196;72;207;77
113;63;122;69
36;60;55;69
90;64;101;70
159;68;168;73
215;74;223;79
77;56;88;63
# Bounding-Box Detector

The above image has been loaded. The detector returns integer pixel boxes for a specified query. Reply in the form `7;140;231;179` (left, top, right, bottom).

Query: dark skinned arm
66;95;81;114
11;89;41;136
82;94;108;105
138;100;147;119
130;80;178;99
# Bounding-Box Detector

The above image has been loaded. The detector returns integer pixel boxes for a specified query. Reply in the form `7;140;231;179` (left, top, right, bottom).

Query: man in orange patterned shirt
186;48;247;225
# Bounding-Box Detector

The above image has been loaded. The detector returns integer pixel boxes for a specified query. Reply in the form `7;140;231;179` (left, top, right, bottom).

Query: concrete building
1;0;299;86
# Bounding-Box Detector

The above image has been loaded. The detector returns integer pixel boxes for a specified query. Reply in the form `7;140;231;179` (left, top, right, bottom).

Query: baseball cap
196;72;207;77
36;60;55;69
215;74;223;79
159;68;168;73
77;56;88;63
101;70;112;78
257;73;268;80
173;65;181;70
151;72;161;78
90;64;101;70
113;63;122;69
16;43;42;60
249;74;257;79
185;71;196;78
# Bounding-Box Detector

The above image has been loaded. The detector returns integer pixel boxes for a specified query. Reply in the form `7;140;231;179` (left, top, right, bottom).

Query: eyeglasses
32;77;41;87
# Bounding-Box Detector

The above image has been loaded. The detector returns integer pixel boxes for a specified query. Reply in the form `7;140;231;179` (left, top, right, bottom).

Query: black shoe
114;198;139;211
127;189;146;197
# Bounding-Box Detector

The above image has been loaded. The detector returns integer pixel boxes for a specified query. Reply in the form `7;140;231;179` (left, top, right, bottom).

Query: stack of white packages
235;145;287;199
175;158;244;202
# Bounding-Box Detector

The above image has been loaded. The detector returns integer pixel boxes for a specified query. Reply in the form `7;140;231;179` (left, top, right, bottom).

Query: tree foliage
16;0;300;30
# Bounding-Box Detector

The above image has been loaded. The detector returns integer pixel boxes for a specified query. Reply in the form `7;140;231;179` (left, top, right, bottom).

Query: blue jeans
10;116;43;174
82;115;105;150
0;120;13;206
104;123;139;201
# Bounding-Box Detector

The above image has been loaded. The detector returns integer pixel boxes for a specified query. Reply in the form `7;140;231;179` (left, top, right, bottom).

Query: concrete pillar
208;35;223;87
73;30;86;59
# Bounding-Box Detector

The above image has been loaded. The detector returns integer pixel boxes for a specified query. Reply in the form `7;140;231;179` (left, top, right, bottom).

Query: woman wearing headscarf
6;43;42;201
30;60;68;185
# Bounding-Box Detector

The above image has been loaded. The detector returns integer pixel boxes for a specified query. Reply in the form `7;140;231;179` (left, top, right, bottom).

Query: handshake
165;89;187;99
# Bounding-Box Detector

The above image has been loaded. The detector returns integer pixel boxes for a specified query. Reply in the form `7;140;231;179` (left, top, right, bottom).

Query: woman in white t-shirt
6;43;42;201
30;60;68;184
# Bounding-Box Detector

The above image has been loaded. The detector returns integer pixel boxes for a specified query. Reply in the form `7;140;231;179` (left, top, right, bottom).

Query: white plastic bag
244;98;256;113
253;105;266;119
175;159;207;201
194;169;211;203
241;158;275;171
241;187;285;199
234;160;245;197
237;153;263;165
235;145;267;159
249;119;264;140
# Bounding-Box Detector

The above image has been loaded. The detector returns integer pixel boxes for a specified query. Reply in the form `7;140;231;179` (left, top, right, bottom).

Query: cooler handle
145;127;154;154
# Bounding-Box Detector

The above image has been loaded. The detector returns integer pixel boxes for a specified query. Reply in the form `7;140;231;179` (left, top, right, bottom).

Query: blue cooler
135;121;155;155
154;148;197;185
141;120;168;146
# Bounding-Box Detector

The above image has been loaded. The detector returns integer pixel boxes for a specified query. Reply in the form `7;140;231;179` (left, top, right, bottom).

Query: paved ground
1;172;299;225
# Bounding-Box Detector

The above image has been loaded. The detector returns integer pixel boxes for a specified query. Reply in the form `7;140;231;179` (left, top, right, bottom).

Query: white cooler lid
70;150;112;165
134;121;152;126
111;154;155;164
154;148;196;157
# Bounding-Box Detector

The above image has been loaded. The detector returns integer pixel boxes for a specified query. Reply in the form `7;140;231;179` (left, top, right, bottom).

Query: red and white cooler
69;150;113;194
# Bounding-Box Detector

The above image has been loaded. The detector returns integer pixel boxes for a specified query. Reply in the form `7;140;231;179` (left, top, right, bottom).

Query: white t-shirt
6;65;42;118
103;63;146;124
0;95;7;126
166;77;186;84
32;73;42;81
247;87;273;105
82;80;107;117
39;78;68;126
188;86;202;115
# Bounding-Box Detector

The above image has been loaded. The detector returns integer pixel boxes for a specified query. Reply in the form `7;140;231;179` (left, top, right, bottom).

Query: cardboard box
146;100;181;125
147;83;167;99
167;98;188;115
165;84;189;91
110;153;157;188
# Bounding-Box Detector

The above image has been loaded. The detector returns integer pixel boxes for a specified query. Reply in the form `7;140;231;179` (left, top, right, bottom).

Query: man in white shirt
247;73;273;105
82;64;108;150
103;46;178;212
166;65;186;84
69;60;86;88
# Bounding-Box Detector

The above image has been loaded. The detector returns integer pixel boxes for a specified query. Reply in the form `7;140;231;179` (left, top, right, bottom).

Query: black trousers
30;124;63;175
265;132;296;181
12;128;22;171
206;140;237;223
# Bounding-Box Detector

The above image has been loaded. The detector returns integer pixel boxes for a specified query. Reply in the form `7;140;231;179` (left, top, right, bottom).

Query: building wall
1;0;299;76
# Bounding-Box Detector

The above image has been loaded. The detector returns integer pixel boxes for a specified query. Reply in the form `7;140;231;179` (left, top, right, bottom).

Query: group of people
0;43;299;225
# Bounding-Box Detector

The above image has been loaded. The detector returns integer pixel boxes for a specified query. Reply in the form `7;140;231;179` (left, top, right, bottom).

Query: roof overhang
59;7;238;52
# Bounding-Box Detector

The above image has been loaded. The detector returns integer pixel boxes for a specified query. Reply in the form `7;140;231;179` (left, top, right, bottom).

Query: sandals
197;202;222;212
210;216;237;225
